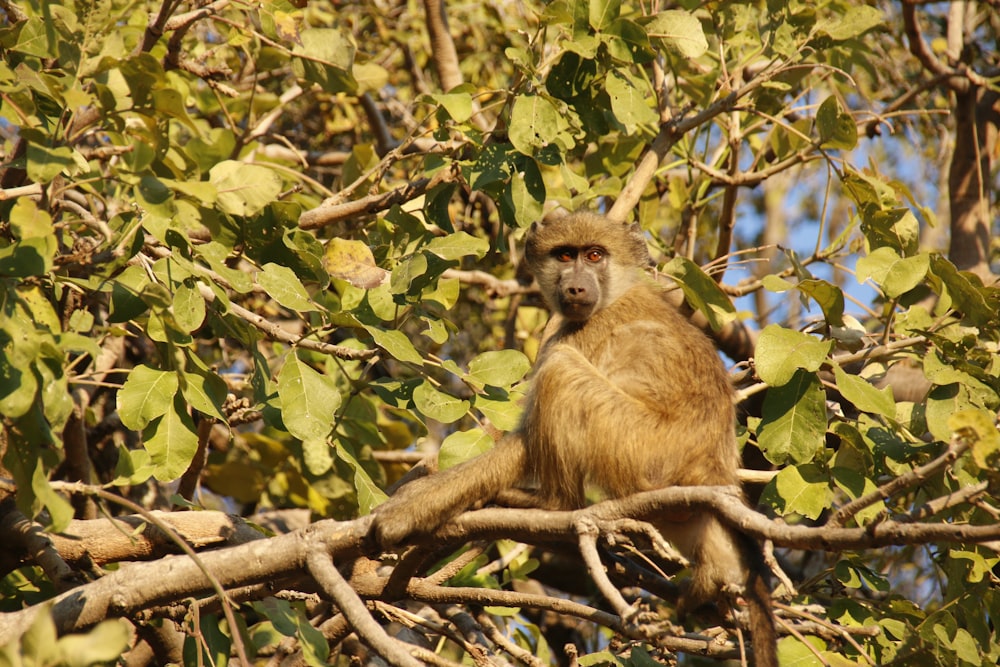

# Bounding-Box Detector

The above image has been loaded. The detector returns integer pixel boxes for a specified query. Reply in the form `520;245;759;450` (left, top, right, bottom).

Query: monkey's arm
371;434;527;548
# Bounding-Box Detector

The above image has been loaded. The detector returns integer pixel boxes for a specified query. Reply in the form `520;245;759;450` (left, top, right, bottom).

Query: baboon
373;211;777;665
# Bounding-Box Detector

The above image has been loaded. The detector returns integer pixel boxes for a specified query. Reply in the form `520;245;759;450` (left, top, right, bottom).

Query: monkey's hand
370;475;449;548
370;435;527;549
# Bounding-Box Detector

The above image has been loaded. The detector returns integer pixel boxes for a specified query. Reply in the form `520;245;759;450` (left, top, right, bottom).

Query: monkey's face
551;245;606;321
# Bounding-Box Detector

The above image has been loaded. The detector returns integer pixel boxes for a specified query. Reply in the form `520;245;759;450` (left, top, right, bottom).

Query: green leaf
475;393;525;431
0;199;57;277
354;61;389;95
172;282;206;333
364;326;425;365
663;256;737;331
644;9;709;58
468;350;532;387
26;143;80;183
833;365;896;418
776;636;828;665
292;27;357;94
277;353;342;442
439;428;494;470
605;70;658;133
117;365;180;431
424;231;491;261
948;409;1000;469
831;467;882;525
766;464;833;519
179;362;228;422
855;247;929;298
413;381;470;424
929;255;994;326
816;96;858;150
257;262;319;312
143;396;199;481
757;370;827;464
390;253;429;295
796;279;846;327
815;5;883;41
428;90;474;122
20;602;60;665
0;352;38;419
949;549;1000;584
57;620;131;667
754;324;833;386
509;95;562;155
335;440;388;514
112;445;154;486
208;161;283;217
589;0;620;31
13;17;57;58
546;51;598;99
197;242;255;293
510;159;546;228
302;437;333;475
843;170;920;255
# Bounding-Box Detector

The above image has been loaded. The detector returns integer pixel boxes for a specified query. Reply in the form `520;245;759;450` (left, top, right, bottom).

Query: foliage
0;0;998;665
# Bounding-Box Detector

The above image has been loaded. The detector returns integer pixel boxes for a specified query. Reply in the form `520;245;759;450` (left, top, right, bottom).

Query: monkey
372;212;777;666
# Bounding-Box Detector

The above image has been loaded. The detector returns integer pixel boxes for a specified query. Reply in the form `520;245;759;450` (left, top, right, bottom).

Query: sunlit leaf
439;428;494;470
754;325;832;387
118;365;180;431
208;161;283;217
277;353;342;442
413;381;470;424
833;365;896;418
258;262;320;311
468;350;532;388
856;247;929;298
143;396;199;481
322;238;389;289
757;370;827;464
644;9;708;58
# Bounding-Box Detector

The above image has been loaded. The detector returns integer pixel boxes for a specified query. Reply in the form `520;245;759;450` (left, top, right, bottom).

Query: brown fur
373;212;776;665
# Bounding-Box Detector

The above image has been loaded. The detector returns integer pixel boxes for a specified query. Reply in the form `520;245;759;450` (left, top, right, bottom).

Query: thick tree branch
423;0;463;93
902;2;953;81
0;516;369;645
4;478;998;648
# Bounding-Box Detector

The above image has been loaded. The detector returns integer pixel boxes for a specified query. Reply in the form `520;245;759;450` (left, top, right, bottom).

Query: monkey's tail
740;533;778;667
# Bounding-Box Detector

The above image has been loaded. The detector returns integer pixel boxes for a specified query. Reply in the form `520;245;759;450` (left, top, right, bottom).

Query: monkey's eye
554;249;576;262
584;248;605;263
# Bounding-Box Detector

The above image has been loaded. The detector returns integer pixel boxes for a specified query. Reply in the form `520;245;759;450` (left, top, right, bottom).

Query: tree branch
298;167;459;230
307;550;424;667
828;436;969;528
609;59;789;220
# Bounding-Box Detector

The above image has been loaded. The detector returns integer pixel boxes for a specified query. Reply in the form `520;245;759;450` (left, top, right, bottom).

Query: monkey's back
525;281;740;506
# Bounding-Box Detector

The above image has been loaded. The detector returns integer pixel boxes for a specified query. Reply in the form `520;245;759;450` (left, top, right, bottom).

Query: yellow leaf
322;238;389;289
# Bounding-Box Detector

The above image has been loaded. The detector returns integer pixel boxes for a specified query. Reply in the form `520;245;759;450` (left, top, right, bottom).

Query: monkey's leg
662;516;778;667
657;515;745;610
372;434;527;548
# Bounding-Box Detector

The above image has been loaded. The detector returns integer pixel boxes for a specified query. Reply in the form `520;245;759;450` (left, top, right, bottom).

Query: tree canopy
1;0;999;665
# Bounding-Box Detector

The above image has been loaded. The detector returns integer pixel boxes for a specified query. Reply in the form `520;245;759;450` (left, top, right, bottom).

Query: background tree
1;0;998;665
